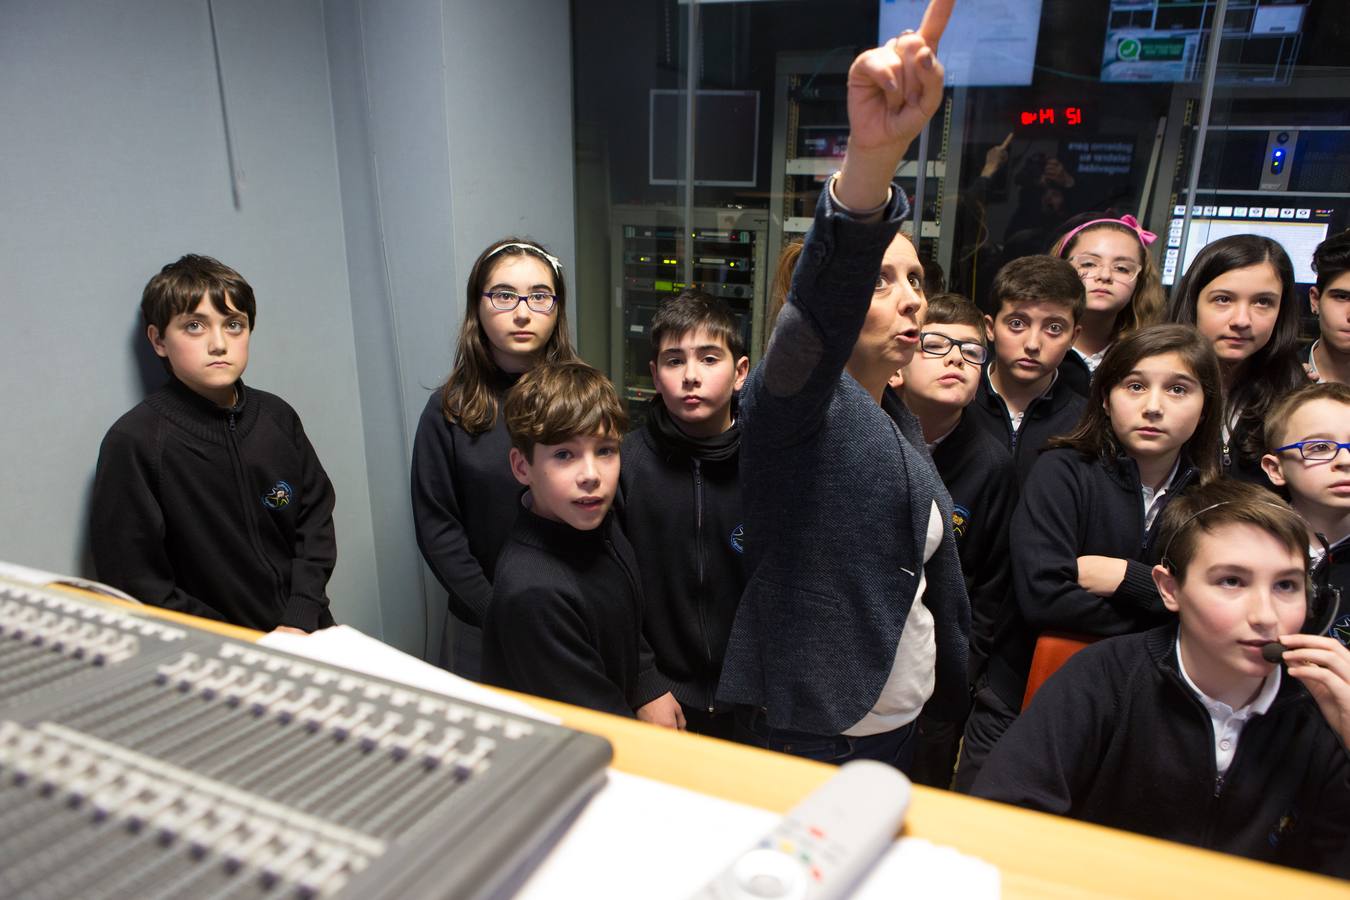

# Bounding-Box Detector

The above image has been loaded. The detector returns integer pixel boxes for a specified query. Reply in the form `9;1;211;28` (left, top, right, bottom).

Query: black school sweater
966;365;1087;484
410;375;521;628
974;626;1350;878
1056;348;1092;399
91;378;337;631
482;508;672;717
618;403;745;714
930;413;1018;682
985;447;1195;709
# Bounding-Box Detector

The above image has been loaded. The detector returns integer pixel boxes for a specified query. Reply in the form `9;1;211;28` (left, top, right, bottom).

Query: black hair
990;255;1087;323
649;289;746;363
1166;234;1306;460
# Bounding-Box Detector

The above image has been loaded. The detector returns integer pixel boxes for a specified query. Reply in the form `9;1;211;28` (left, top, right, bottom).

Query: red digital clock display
1019;107;1084;126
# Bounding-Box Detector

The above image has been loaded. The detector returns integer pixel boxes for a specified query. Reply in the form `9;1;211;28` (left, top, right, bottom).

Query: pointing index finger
918;0;955;52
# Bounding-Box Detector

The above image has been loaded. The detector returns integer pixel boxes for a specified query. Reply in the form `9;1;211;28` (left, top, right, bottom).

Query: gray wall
0;0;577;659
322;0;577;660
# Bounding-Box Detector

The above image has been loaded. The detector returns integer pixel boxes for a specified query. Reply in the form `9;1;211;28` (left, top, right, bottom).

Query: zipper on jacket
1141;466;1194;555
224;417;285;605
605;537;646;642
1007;394;1029;456
692;459;715;712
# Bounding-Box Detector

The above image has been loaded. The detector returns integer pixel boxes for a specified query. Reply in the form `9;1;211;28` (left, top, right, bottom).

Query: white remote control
689;760;912;900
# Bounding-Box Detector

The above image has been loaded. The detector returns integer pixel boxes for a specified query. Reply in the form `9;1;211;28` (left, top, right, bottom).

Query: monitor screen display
877;0;1043;87
1101;0;1308;84
650;90;760;188
1162;202;1337;286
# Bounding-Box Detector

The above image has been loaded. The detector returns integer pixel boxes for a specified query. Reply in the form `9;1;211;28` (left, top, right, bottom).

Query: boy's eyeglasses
483;290;558;313
919;331;989;365
1275;439;1350;462
1070;254;1142;284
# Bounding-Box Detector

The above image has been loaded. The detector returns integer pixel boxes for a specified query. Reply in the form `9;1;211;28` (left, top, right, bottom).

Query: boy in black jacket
619;291;749;738
91;255;337;633
897;294;1017;785
482;362;683;727
900;294;1018;680
965;256;1087;484
1261;381;1350;647
974;481;1350;879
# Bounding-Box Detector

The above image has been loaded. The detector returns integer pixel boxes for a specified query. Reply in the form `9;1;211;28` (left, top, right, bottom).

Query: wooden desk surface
94;595;1350;899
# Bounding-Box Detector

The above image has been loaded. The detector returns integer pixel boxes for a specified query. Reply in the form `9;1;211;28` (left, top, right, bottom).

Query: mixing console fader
0;578;612;899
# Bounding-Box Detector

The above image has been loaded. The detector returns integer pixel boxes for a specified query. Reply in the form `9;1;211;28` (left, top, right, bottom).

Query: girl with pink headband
1050;213;1165;395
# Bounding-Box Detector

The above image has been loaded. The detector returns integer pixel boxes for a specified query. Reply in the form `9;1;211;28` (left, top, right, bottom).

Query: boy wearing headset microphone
973;479;1349;878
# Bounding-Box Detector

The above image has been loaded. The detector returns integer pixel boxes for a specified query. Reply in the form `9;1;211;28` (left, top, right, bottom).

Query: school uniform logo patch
951;504;971;541
729;524;745;554
1268;808;1299;848
261;481;293;510
1331;612;1350;649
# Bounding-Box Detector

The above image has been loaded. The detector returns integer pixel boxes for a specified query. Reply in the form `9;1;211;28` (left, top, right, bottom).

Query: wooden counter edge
83;591;1350;899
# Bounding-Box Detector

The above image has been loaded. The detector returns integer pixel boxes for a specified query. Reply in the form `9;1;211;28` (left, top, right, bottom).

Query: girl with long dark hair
1167;234;1307;482
957;323;1222;789
411;238;577;677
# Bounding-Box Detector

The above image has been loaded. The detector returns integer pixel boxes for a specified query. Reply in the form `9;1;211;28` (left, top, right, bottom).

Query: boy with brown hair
91;254;337;633
482;362;682;726
619;290;749;738
974;480;1350;877
1262;381;1350;647
964;255;1087;483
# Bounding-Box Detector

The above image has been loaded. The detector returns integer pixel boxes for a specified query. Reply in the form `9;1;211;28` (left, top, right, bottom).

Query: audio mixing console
0;577;612;899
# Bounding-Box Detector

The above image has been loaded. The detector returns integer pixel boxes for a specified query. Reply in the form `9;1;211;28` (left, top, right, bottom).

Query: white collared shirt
1141;457;1182;531
1175;636;1282;776
1073;345;1108;374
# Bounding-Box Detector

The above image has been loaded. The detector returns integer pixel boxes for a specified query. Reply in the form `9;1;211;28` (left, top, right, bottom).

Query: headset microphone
1260;642;1286;664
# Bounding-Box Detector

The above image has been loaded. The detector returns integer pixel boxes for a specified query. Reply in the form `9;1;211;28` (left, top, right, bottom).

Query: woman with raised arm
718;1;969;771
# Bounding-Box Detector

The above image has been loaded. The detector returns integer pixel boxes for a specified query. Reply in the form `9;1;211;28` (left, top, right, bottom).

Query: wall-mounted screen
1162;201;1340;286
1101;0;1308;84
877;0;1043;87
650;90;760;188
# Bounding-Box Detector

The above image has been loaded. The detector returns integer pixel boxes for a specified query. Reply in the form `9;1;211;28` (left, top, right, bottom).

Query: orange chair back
1022;633;1098;711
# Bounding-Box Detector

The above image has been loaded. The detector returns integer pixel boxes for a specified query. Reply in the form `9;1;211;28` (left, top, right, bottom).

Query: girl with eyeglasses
1049;213;1165;396
957;323;1221;790
411;237;577;678
1167;234;1309;484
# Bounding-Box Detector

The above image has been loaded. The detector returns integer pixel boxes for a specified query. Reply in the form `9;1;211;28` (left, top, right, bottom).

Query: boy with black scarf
619;291;750;738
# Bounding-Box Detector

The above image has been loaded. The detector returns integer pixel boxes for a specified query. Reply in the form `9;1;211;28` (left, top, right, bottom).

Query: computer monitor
1102;0;1308;85
650;90;760;188
1161;201;1342;286
878;0;1043;87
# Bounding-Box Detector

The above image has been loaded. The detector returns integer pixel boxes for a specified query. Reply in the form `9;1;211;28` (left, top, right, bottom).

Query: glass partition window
572;0;1347;403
